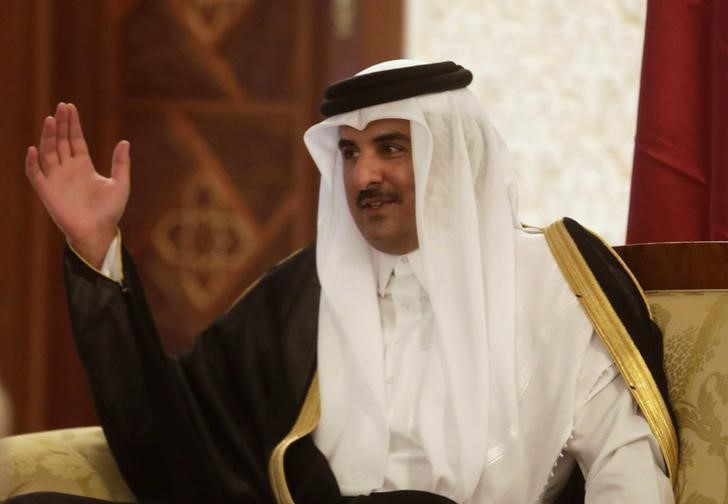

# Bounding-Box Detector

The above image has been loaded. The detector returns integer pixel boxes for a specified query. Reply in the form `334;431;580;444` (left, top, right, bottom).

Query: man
19;60;674;503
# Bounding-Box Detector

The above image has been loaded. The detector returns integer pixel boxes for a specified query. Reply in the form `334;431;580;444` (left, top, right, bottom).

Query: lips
359;196;398;209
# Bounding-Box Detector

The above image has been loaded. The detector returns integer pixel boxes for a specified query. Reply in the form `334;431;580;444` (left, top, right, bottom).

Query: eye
339;146;359;161
380;143;403;155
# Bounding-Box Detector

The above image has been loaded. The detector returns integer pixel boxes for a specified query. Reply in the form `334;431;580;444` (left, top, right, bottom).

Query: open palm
26;103;130;266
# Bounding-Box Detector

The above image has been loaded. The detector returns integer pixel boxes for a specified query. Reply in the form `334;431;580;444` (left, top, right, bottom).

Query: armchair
616;241;728;503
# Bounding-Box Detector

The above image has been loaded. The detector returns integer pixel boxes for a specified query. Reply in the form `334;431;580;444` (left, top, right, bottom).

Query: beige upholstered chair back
617;241;728;504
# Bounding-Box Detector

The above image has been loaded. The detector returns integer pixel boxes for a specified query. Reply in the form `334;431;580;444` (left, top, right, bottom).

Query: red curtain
626;0;728;243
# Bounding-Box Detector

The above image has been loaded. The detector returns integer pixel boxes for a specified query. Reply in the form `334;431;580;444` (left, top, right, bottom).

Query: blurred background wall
1;0;647;434
407;0;646;244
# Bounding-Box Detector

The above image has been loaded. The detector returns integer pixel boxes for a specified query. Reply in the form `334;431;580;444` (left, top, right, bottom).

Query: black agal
320;61;473;117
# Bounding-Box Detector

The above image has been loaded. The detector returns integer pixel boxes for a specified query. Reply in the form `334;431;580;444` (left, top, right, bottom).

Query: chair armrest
0;426;135;502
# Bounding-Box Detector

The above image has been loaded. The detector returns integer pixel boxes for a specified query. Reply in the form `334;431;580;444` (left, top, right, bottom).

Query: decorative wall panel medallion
151;168;258;311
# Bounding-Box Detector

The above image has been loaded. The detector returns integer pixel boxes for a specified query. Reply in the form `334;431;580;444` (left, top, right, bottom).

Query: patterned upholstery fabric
649;290;728;504
0;426;135;501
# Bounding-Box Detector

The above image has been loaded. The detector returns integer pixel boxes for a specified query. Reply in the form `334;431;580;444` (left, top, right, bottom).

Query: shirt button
401;302;411;310
386;377;394;385
401;256;409;264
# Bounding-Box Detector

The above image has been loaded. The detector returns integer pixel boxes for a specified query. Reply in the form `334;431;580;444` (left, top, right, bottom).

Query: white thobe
373;250;674;503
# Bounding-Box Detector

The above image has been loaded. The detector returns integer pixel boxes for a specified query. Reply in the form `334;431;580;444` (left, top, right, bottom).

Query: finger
25;146;51;202
111;140;131;185
25;146;45;186
55;103;71;161
38;115;60;168
68;103;89;156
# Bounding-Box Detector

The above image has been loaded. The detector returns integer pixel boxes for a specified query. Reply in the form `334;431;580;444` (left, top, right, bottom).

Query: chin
356;223;417;254
368;239;416;255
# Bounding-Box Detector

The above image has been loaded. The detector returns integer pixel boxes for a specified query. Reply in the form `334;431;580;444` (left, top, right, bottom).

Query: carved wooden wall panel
1;0;403;432
117;0;315;353
0;0;53;434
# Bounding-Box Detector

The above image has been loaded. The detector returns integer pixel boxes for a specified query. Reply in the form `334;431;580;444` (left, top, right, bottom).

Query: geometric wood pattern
120;0;309;352
151;166;257;313
176;0;253;46
0;0;403;432
115;0;403;356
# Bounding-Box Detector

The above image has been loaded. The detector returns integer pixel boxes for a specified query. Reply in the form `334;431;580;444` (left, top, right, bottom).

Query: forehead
338;118;411;142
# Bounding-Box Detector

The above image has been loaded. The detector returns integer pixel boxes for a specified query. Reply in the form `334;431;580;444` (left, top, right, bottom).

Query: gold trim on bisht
269;372;321;504
544;219;678;484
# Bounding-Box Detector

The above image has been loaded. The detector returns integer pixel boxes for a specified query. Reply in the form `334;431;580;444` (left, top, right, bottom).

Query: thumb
111;140;131;184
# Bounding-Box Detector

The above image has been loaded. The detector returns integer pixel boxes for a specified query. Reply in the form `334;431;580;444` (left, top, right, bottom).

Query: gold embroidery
544;219;678;483
268;373;321;504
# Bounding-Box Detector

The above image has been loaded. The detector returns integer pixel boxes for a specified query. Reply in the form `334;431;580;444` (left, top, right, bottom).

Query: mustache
356;186;402;207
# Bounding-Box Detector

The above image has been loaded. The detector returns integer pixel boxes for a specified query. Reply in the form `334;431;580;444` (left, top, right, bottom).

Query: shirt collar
372;248;426;296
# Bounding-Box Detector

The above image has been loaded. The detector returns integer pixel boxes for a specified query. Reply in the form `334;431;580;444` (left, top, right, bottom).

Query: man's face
338;119;418;255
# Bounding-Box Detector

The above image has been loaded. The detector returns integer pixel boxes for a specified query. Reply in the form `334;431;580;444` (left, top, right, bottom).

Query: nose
351;150;385;188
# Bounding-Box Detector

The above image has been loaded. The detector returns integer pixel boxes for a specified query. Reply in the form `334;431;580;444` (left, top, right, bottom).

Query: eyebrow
338;138;356;150
337;132;411;150
373;132;411;144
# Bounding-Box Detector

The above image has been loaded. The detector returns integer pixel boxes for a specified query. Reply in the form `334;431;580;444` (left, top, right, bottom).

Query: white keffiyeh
304;60;613;503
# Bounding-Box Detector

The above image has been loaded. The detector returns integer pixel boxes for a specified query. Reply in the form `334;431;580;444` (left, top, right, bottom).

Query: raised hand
25;103;131;269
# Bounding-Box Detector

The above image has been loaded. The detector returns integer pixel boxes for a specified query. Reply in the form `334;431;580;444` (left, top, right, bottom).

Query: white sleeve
567;365;675;503
99;234;123;281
